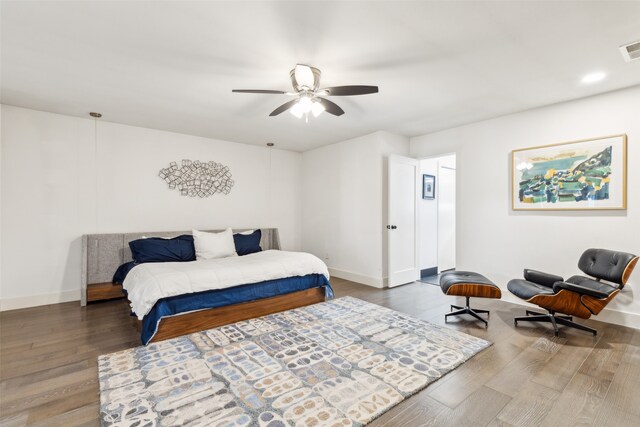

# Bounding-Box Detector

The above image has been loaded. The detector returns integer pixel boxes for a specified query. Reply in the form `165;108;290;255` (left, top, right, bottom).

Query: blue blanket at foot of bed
141;274;333;344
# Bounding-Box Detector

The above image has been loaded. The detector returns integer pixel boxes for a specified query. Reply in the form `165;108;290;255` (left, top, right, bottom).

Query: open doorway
417;154;456;285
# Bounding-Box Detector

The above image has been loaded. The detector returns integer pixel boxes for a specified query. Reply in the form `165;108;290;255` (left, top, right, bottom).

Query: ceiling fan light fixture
311;100;325;117
290;102;304;118
290;96;324;119
298;96;313;111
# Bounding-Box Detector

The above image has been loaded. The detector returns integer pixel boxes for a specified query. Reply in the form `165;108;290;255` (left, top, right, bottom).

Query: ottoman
440;271;502;326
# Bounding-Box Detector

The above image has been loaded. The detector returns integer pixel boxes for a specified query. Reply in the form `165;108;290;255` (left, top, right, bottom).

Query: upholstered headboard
80;228;281;305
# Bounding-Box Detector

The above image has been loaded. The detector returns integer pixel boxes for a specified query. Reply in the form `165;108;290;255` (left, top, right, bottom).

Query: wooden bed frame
136;287;326;343
82;228;329;343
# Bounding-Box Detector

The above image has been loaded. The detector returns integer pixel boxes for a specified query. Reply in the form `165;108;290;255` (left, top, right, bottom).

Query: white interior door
437;165;456;272
388;155;420;287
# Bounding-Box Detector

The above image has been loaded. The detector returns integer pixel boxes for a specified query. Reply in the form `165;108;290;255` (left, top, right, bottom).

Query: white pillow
192;228;237;260
235;229;255;235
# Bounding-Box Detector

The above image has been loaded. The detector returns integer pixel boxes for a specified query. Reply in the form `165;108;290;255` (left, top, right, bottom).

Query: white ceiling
2;1;640;152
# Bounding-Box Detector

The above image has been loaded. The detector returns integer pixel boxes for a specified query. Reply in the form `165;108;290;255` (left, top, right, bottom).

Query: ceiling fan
232;64;378;119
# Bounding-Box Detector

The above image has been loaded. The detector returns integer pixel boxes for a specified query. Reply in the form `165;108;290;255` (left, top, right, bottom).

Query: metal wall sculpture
159;160;235;197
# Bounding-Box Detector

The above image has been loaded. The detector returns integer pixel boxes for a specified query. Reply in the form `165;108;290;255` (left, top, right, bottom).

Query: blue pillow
233;229;262;256
129;235;196;263
112;261;138;284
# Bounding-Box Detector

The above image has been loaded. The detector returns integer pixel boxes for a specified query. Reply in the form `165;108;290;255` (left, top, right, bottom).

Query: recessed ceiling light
581;72;606;84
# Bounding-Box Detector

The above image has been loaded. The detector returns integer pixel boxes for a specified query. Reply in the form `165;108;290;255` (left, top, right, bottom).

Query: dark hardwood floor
1;277;639;426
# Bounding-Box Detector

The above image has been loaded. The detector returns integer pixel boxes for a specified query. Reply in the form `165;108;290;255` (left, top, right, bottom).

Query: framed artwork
512;134;627;210
422;174;436;199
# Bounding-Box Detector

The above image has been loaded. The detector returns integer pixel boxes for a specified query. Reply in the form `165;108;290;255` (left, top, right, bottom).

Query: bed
81;228;333;344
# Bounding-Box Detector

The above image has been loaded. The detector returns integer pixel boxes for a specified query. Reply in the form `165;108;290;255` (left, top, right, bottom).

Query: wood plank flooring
2;277;640;426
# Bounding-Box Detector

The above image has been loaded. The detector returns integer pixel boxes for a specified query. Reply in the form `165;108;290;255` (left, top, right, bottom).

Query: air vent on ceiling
619;40;640;62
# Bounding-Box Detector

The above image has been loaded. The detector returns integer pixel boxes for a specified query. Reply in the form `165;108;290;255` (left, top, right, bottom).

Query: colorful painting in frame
512;135;627;210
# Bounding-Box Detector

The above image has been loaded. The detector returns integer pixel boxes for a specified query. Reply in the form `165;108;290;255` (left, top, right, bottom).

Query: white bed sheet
123;250;330;318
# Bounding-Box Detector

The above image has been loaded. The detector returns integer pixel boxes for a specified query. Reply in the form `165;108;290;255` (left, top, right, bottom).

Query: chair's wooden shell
445;283;502;299
527;256;638;319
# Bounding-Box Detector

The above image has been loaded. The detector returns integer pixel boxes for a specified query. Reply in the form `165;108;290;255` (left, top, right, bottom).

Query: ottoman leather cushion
440;271;502;299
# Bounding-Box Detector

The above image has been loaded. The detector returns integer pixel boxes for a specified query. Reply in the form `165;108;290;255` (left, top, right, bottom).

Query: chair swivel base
514;309;596;337
445;296;489;327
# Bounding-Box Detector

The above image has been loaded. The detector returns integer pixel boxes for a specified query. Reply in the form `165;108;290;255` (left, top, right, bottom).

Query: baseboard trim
501;292;640;330
328;268;385;289
0;289;80;311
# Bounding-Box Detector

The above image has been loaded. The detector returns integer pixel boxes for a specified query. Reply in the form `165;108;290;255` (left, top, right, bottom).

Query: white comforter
123;250;330;319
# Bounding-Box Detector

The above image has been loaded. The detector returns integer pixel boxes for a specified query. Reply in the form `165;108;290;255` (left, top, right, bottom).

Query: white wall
301;131;409;287
0;105;302;310
410;86;640;328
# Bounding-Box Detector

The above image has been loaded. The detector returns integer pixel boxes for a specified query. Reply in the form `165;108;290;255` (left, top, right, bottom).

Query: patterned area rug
98;297;490;426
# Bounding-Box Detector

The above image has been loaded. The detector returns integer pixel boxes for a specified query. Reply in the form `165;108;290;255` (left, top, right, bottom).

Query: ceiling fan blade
232;89;287;94
316;98;345;116
322;85;379;96
269;99;300;116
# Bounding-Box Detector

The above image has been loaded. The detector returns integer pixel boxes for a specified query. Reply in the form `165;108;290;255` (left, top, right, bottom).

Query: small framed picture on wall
423;174;435;199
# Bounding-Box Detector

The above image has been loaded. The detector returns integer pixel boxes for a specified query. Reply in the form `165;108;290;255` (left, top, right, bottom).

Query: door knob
387;225;397;230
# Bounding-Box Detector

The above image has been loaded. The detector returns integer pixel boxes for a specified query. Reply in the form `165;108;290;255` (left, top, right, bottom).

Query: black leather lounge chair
508;248;638;336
